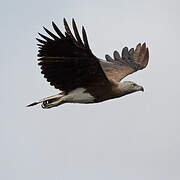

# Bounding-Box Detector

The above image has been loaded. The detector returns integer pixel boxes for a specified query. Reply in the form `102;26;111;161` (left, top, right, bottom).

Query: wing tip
52;21;56;27
145;47;149;61
135;42;149;68
82;26;90;49
72;18;75;24
113;50;121;60
63;17;67;23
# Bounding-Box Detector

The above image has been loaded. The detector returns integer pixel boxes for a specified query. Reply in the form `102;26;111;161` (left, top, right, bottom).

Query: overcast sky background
1;0;180;180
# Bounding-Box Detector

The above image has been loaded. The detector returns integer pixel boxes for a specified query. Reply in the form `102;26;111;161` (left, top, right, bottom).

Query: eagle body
65;88;95;103
27;18;149;109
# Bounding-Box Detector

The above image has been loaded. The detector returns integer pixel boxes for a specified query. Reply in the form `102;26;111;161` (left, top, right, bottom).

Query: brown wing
100;43;149;82
37;18;111;92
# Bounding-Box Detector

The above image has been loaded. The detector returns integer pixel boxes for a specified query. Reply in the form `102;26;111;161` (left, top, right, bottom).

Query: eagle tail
26;102;40;107
26;92;65;109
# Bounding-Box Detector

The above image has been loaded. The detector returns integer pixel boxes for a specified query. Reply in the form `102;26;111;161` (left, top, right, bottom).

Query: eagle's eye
131;83;136;87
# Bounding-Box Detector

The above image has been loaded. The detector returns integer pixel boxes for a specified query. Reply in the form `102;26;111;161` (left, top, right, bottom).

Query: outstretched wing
37;18;111;92
100;43;149;82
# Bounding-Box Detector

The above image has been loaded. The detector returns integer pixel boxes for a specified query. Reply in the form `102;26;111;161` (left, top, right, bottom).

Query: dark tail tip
26;102;39;107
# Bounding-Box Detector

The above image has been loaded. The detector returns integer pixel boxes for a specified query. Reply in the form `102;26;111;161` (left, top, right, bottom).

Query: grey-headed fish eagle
27;18;149;109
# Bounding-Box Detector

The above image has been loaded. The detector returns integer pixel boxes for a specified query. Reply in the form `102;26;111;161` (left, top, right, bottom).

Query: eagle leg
41;96;65;109
27;92;65;109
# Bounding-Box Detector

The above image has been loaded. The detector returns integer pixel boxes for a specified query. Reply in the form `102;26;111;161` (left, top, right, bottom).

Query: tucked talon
41;103;45;108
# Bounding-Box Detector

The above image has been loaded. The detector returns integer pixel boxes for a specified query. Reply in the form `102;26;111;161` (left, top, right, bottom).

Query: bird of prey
27;18;149;109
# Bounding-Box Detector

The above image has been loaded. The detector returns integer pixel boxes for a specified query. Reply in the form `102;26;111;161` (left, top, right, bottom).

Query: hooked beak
139;86;144;92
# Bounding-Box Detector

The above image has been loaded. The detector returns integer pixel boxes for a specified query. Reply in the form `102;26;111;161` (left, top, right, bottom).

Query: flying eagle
27;18;149;109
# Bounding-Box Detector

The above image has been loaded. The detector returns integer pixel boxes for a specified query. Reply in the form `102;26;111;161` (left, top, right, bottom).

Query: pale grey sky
1;0;180;180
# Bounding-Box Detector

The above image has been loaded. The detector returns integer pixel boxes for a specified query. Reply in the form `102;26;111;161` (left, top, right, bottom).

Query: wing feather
105;54;114;62
63;18;76;41
38;33;53;42
113;51;121;60
43;27;60;40
72;19;84;46
36;38;47;44
52;21;65;39
37;19;111;93
82;26;90;49
121;47;129;59
100;43;149;81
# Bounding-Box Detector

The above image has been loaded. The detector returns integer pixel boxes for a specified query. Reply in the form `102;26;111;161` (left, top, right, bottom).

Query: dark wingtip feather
140;42;146;54
128;48;134;54
72;18;75;23
105;54;114;62
146;47;149;56
63;17;66;23
82;26;90;49
146;48;149;62
52;21;65;39
43;26;59;40
37;43;43;47
113;50;121;60
142;42;146;47
38;32;53;42
63;18;67;27
128;48;134;60
36;38;47;44
141;47;149;68
72;18;84;45
122;47;129;59
63;18;76;40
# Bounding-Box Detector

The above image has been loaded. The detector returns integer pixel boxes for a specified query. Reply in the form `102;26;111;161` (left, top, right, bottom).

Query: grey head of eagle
27;18;149;109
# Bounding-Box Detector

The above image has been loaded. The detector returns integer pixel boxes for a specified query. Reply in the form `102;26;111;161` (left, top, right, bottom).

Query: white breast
62;88;95;103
